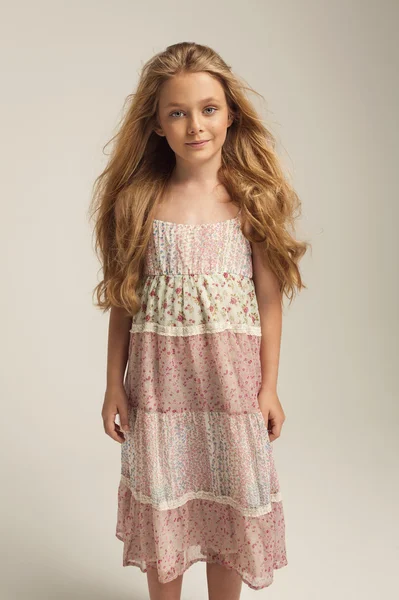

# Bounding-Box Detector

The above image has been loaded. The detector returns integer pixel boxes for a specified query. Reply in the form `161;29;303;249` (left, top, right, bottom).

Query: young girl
89;41;309;600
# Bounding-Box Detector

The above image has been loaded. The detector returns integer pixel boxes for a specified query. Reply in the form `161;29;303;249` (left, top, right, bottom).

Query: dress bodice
144;214;253;278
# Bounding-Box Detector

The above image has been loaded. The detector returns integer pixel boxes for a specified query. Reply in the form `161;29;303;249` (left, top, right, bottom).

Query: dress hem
115;532;288;591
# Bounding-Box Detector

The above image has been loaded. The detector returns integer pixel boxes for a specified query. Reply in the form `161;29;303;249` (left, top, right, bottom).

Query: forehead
158;72;226;108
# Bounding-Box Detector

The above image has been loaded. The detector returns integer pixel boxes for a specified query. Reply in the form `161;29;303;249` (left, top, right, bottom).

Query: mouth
186;140;210;147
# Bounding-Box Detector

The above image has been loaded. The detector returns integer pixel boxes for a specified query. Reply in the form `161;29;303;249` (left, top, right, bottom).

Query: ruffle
120;408;281;516
130;272;261;335
123;329;263;413
116;479;287;590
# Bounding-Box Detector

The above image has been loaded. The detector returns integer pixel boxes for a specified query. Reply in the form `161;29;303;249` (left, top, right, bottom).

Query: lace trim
130;322;262;337
119;475;282;516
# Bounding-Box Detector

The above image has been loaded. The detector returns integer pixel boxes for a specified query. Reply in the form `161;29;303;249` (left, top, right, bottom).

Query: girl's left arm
251;239;286;441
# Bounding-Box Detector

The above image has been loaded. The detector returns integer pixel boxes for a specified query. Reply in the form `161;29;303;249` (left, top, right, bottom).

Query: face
154;71;234;161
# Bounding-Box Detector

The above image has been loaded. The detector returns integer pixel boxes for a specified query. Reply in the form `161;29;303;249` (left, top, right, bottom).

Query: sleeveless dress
115;208;288;590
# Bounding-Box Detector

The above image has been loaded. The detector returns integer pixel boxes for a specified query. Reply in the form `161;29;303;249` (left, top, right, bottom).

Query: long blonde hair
88;41;310;316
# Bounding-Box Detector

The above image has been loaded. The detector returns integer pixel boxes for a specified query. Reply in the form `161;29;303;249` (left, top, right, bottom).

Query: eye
169;107;218;118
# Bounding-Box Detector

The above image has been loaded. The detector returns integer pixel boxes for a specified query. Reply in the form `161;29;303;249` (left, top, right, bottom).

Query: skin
153;71;236;222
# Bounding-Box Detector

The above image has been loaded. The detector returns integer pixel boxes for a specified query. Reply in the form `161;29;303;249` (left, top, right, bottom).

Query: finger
114;422;129;438
104;417;126;444
118;406;130;433
269;422;283;442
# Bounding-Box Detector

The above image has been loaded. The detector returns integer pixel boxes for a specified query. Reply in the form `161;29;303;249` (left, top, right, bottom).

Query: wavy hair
88;41;310;316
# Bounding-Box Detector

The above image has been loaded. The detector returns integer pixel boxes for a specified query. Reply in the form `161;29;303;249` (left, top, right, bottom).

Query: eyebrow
163;97;221;109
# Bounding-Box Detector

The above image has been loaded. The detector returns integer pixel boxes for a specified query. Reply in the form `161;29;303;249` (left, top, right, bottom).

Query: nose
187;114;203;134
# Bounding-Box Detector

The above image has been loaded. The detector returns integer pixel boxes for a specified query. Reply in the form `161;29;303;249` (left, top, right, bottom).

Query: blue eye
169;107;218;118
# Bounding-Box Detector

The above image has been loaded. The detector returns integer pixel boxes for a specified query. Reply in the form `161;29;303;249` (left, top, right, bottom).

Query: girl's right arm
101;306;132;444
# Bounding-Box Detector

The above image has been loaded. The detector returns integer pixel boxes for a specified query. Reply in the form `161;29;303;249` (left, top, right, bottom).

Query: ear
153;114;165;136
227;112;235;127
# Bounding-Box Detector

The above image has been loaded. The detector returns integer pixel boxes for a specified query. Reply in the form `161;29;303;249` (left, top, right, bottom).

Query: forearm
106;306;132;388
258;301;282;393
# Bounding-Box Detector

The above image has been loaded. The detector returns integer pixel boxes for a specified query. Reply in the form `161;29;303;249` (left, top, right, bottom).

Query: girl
89;42;309;600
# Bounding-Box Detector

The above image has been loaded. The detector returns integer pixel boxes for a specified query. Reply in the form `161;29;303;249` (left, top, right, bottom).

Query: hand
101;384;130;444
258;387;286;442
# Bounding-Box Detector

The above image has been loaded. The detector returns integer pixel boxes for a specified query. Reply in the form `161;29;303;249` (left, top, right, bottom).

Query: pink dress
115;208;288;590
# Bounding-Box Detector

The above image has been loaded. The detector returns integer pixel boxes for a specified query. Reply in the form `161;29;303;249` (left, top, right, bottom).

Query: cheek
166;122;186;140
210;116;230;136
162;125;186;152
160;125;179;148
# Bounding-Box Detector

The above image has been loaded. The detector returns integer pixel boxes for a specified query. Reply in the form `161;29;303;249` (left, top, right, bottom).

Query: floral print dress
116;207;288;590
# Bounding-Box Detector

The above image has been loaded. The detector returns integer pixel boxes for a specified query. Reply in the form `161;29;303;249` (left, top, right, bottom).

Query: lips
186;140;210;146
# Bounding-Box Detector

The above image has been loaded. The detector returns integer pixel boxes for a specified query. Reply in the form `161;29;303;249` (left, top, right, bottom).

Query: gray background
1;0;398;598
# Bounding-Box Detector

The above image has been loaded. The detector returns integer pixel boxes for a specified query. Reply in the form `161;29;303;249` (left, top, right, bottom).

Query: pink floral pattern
116;212;288;589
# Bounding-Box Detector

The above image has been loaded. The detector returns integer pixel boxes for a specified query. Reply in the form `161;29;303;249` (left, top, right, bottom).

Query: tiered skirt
115;272;288;590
